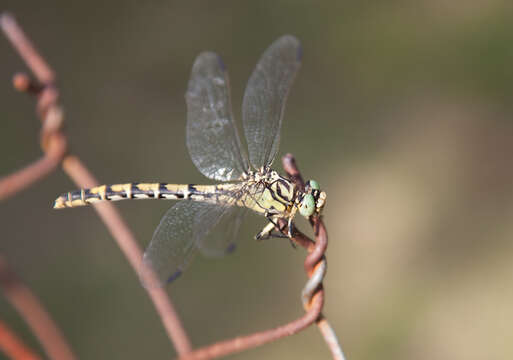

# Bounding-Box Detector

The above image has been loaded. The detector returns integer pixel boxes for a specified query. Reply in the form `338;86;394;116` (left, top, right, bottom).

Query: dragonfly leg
255;221;277;240
255;213;287;240
255;221;297;252
255;217;297;250
287;218;293;238
284;217;298;249
287;207;298;238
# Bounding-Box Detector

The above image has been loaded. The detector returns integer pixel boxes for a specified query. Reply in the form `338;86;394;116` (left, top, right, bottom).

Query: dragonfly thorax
238;169;298;216
242;170;326;220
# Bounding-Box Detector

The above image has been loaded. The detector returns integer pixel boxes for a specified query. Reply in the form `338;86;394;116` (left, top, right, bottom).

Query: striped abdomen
53;183;230;209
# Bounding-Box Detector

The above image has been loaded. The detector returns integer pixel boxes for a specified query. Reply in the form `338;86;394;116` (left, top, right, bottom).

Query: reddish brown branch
283;154;345;360
282;153;306;191
0;318;41;360
0;13;54;83
180;225;325;360
0;14;64;199
0;133;67;200
0;319;41;360
0;13;192;356
316;316;345;360
0;13;65;201
0;256;75;360
181;291;324;360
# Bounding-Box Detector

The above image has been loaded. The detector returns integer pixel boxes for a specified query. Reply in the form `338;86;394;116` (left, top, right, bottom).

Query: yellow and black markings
53;172;302;228
54;182;237;209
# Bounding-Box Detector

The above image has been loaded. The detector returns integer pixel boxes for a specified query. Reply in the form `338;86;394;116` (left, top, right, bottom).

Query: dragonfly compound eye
299;193;316;217
306;179;320;191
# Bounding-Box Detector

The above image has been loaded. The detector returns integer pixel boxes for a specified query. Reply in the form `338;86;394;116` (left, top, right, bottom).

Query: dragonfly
54;35;326;286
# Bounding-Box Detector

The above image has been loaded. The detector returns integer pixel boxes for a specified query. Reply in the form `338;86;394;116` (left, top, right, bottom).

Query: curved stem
180;291;324;360
283;154;346;360
0;256;76;360
0;318;41;360
0;133;67;200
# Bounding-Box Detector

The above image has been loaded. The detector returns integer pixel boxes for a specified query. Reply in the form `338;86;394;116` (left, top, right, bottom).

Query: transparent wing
142;200;236;287
141;202;201;287
195;181;268;257
196;205;248;258
186;52;249;181
242;35;302;169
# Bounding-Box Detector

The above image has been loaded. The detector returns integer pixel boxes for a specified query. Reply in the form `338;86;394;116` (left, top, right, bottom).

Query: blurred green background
2;1;513;359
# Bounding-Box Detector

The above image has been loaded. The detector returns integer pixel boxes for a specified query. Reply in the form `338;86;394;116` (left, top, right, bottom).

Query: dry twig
0;13;191;356
0;255;74;360
0;318;41;360
283;154;345;360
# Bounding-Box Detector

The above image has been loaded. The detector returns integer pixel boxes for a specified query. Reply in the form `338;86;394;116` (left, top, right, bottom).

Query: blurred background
1;1;513;359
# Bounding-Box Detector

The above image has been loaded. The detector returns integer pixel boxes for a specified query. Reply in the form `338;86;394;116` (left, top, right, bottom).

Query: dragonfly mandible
54;35;327;286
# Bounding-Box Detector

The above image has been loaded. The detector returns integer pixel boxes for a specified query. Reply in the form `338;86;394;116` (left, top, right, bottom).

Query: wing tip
275;34;302;61
194;51;224;69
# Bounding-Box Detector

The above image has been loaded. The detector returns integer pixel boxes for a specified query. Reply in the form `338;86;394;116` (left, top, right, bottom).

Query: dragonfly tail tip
53;196;66;209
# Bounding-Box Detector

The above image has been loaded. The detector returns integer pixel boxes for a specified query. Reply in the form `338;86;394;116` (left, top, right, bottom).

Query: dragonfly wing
186;52;249;181
141;198;241;286
141;201;216;286
195;181;267;257
196;205;248;258
242;35;302;169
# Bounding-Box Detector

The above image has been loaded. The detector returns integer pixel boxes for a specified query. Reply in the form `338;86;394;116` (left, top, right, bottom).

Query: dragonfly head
298;180;327;218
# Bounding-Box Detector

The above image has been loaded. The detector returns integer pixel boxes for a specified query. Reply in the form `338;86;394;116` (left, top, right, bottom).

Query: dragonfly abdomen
53;183;220;209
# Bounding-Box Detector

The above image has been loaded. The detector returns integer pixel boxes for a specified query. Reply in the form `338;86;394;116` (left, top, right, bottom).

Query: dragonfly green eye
299;194;316;217
307;180;320;191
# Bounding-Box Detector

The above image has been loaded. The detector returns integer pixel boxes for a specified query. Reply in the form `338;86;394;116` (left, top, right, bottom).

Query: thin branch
282;153;306;191
0;13;192;356
0;133;66;200
283;154;346;360
0;318;41;360
0;13;54;83
0;256;75;360
316;316;346;360
0;17;66;200
180;293;324;360
180;225;323;360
